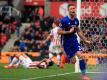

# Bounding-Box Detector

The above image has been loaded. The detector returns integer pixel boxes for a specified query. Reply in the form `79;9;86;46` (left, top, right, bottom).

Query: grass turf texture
0;64;83;80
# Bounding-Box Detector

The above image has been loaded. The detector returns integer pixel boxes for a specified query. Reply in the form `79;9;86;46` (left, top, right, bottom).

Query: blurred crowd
0;12;18;49
21;6;44;22
11;15;55;57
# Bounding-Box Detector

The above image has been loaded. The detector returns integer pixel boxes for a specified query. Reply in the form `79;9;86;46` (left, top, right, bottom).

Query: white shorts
49;43;62;54
19;56;32;68
23;58;33;68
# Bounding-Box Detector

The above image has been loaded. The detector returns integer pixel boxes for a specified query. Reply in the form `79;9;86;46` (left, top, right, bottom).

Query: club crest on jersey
68;22;70;24
75;21;77;25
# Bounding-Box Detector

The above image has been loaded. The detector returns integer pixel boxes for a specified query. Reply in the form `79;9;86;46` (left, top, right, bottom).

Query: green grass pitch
0;64;84;80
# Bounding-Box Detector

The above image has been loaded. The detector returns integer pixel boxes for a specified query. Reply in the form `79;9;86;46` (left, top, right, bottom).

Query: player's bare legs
4;56;19;68
56;54;61;67
4;54;29;68
49;53;54;59
49;52;60;67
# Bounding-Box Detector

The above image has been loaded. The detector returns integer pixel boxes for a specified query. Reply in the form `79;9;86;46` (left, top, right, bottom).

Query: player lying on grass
4;54;54;69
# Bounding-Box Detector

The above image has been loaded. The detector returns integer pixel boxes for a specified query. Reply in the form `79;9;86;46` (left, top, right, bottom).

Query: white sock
49;53;53;59
9;57;18;66
57;54;61;65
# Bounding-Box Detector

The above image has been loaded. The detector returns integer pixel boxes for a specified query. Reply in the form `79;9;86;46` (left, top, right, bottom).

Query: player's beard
69;12;75;18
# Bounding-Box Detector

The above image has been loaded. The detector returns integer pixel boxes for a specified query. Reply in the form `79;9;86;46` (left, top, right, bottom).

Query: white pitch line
86;72;107;74
21;72;75;80
21;72;107;80
1;72;107;80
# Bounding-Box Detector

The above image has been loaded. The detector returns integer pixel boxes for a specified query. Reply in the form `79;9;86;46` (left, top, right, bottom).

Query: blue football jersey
60;16;79;45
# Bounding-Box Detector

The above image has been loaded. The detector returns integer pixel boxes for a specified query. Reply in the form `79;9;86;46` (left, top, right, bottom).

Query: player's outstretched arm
77;26;90;45
43;34;52;44
36;58;47;67
58;27;74;35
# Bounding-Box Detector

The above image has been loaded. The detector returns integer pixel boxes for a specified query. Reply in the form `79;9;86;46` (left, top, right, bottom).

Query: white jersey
19;55;32;68
19;55;47;68
49;27;62;54
50;27;61;45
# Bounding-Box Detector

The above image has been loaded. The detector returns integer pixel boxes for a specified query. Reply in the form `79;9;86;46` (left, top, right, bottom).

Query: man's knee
76;51;87;63
76;51;84;59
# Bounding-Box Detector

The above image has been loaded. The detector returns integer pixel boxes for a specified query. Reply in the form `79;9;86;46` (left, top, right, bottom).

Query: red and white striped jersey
50;27;61;45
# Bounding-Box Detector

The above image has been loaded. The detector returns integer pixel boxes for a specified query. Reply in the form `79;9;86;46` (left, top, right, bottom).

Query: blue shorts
63;43;81;61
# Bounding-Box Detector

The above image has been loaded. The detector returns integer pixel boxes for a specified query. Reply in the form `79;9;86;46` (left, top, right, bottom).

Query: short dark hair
68;4;75;9
48;61;54;66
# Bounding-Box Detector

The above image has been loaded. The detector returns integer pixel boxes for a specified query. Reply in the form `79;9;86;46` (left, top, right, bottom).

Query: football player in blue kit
58;4;90;80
